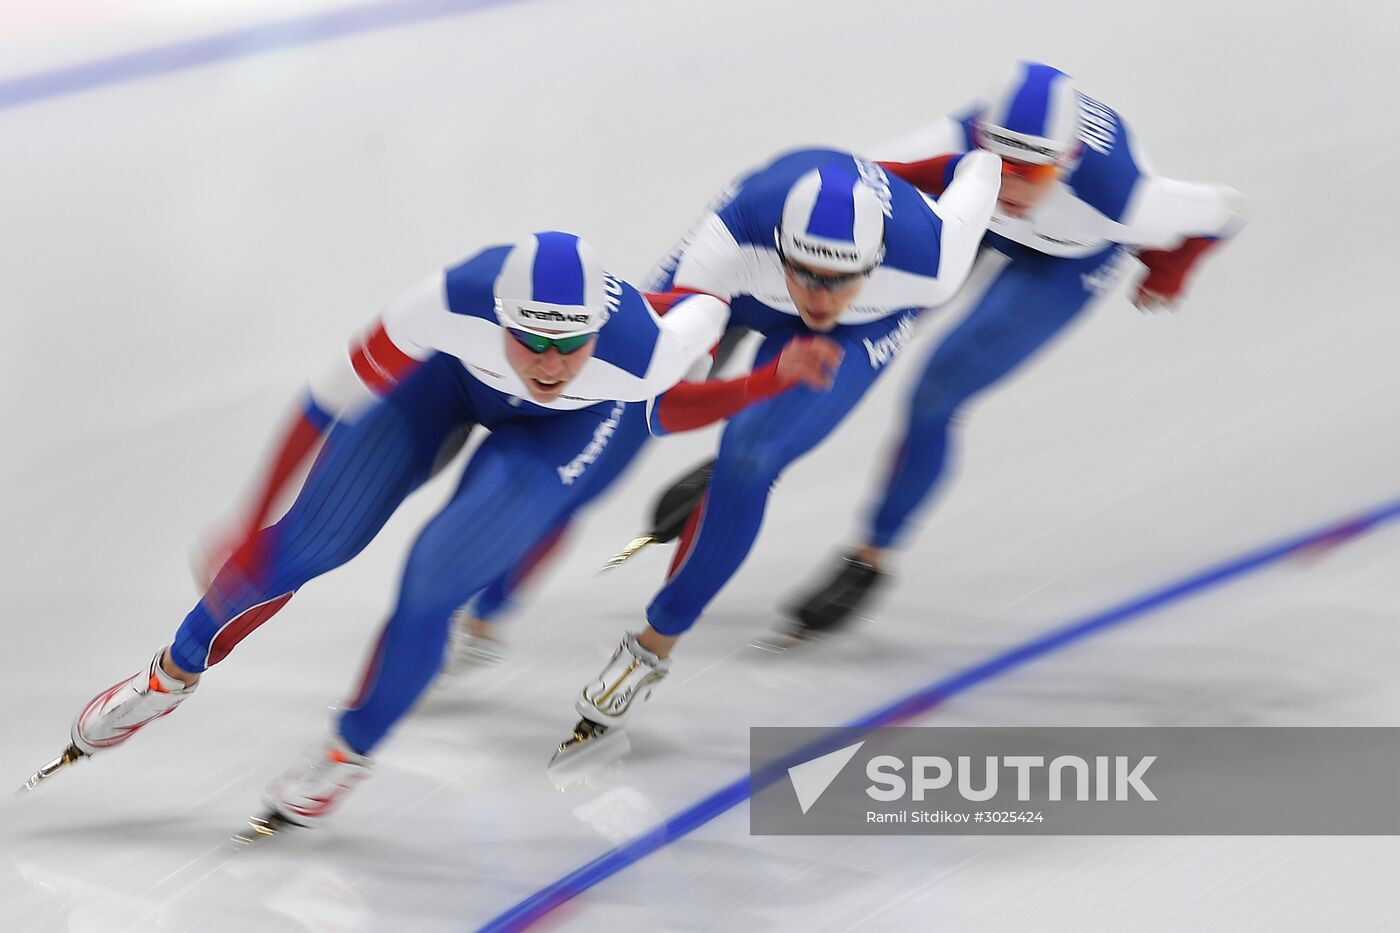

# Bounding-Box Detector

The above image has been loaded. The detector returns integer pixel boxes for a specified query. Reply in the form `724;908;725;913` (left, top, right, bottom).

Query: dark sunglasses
777;243;878;292
507;328;595;355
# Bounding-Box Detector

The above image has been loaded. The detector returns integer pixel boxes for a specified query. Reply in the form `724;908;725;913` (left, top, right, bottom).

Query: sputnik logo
787;741;864;814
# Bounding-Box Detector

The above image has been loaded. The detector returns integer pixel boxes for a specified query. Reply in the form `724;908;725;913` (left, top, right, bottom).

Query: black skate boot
600;458;715;572
763;554;887;649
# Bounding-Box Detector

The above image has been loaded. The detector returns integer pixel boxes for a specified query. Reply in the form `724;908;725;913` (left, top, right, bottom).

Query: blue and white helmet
975;62;1081;166
494;231;610;337
777;165;886;273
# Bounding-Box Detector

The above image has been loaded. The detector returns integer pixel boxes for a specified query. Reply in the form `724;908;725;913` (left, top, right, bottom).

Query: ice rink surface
2;0;1398;929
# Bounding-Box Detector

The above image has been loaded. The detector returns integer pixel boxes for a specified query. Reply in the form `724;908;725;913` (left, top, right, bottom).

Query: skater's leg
335;402;637;756
468;404;650;624
566;314;915;743
443;404;650;673
441;522;567;672
645;315;909;639
469;524;571;623
790;245;1127;634
66;356;474;761
168;355;476;676
865;249;1111;553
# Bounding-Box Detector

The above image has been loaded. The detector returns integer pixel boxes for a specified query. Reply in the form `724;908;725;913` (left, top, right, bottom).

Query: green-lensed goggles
507;327;595;355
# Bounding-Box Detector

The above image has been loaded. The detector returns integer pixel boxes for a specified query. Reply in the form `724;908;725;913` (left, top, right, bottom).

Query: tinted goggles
1000;158;1061;183
506;327;595;355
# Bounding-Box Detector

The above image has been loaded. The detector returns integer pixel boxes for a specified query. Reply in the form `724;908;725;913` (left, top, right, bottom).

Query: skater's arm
645;359;784;435
909;149;1002;307
924;147;1002;261
201;279;440;579
878;153;961;197
932;149;1001;241
1122;176;1249;248
260;278;438;511
309;273;443;418
646;335;843;435
634;291;731;401
1121;178;1248;310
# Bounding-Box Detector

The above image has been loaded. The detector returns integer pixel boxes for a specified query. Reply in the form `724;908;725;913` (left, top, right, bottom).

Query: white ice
2;0;1399;930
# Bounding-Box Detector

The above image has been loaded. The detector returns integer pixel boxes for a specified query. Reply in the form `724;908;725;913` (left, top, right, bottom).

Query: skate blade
548;720;631;773
15;744;88;797
230;811;300;846
597;535;657;575
749;629;823;653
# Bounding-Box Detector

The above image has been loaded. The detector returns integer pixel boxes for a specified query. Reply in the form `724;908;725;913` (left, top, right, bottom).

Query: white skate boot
72;650;197;754
440;611;507;676
240;733;372;840
20;650;197;794
551;633;670;767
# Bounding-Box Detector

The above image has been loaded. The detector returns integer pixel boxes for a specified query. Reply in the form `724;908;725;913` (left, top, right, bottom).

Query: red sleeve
198;405;327;588
242;408;326;536
1137;237;1219;300
350;322;422;395
207;321;425;587
645;288;710;315
651;356;788;434
249;322;421;534
877;154;960;197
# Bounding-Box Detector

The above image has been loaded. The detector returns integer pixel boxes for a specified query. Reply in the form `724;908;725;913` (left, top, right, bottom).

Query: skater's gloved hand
1133;237;1219;313
774;335;844;391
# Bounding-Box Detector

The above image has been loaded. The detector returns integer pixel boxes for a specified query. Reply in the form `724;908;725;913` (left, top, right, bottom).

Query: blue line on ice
0;0;528;112
476;499;1400;931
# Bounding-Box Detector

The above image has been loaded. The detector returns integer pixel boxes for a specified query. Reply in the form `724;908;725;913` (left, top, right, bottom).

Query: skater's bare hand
775;335;843;391
191;518;263;590
1133;285;1177;313
191;523;241;590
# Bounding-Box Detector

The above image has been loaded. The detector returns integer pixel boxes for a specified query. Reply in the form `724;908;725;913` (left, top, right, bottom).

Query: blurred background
2;0;1398;930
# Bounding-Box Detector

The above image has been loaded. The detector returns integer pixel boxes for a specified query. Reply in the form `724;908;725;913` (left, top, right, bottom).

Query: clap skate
234;732;372;844
19;650;196;795
550;633;668;768
440;611;507;676
16;745;87;796
599;459;714;573
754;554;887;652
